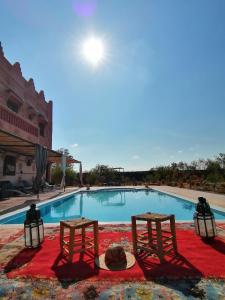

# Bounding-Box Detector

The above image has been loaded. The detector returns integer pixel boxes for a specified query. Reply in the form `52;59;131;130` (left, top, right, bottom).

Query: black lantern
24;204;44;248
193;197;217;239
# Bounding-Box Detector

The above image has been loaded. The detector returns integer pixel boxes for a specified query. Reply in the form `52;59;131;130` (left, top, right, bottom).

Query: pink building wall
0;42;52;148
0;42;53;185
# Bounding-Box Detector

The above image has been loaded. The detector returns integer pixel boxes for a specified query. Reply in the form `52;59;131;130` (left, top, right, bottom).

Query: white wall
0;152;36;185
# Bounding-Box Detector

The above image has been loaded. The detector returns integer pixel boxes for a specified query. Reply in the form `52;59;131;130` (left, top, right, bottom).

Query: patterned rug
4;230;225;281
0;223;225;299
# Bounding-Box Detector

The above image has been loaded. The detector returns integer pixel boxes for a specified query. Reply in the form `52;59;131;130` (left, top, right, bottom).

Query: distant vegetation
51;152;225;193
83;153;225;193
144;153;225;193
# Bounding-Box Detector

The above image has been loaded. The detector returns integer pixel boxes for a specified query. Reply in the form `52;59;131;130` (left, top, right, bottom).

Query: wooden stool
132;213;177;263
60;218;98;263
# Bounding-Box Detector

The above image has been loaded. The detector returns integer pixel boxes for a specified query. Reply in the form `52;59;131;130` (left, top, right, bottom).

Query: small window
39;123;45;137
28;114;34;121
26;159;32;166
7;100;19;113
3;155;16;176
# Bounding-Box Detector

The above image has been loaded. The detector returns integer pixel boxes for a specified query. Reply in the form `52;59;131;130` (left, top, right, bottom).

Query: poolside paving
0;187;78;216
152;185;225;210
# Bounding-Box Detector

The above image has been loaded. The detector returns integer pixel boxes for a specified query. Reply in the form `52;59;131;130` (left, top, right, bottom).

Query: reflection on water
35;190;225;222
173;197;195;212
144;189;155;196
182;202;193;211
47;194;84;218
98;191;126;206
1;189;225;224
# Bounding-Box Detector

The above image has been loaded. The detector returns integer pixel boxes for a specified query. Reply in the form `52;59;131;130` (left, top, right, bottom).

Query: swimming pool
0;189;225;224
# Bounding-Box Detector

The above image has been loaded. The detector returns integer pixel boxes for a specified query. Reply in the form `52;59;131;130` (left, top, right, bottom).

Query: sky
0;0;225;171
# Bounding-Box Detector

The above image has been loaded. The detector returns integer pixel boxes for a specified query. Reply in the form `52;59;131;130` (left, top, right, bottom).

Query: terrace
0;185;225;299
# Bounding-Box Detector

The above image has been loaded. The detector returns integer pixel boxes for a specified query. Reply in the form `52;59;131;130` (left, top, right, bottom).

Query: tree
57;148;74;168
51;149;77;186
197;158;207;170
216;153;225;169
188;161;198;171
206;159;223;184
51;164;62;185
86;165;118;185
65;167;77;186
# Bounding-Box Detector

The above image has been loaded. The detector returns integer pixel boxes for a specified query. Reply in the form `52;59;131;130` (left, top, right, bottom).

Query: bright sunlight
82;37;104;67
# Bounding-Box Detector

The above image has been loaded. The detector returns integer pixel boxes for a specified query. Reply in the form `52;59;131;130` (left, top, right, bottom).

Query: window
26;159;32;166
39;123;45;137
3;155;16;176
7;100;19;113
28;114;34;121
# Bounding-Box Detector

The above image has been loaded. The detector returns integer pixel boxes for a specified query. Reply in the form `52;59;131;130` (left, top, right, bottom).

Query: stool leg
60;223;64;253
156;221;164;263
147;220;152;247
68;228;75;263
93;221;99;256
170;215;178;253
132;216;138;255
82;227;85;252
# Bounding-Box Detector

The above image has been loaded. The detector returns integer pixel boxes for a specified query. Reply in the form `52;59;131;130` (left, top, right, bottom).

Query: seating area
0;179;58;201
0;211;225;299
57;213;178;267
0;193;224;298
2;222;225;281
0;180;29;199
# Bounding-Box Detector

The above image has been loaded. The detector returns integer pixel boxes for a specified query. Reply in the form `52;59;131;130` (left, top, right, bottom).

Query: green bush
51;165;77;186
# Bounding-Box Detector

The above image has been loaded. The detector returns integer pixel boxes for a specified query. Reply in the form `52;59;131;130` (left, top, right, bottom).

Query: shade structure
0;128;81;188
79;162;83;186
0;128;80;166
33;144;48;199
0;129;62;163
60;153;67;191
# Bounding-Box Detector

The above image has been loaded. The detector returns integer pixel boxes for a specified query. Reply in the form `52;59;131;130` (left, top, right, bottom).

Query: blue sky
1;0;225;171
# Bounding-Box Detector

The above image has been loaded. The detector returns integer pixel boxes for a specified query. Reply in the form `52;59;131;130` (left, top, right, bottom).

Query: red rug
5;230;225;281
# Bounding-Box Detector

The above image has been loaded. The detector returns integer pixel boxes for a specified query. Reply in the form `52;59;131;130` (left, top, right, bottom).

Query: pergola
0;128;79;164
112;167;124;172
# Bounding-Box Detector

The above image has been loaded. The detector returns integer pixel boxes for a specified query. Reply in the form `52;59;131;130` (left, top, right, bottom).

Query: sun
82;37;104;67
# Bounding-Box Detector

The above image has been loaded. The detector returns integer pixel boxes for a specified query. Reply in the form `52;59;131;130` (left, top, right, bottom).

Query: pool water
1;189;225;224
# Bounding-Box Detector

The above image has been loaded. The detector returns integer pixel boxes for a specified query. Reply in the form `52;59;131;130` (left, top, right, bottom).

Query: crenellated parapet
26;78;35;90
0;42;4;57
12;62;23;77
0;42;51;105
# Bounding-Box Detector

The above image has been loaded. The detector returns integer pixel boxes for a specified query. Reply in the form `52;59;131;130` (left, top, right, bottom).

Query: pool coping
0;186;225;225
151;187;225;214
0;187;146;222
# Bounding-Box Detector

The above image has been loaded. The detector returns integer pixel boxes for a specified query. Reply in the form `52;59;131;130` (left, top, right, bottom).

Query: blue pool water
1;189;225;224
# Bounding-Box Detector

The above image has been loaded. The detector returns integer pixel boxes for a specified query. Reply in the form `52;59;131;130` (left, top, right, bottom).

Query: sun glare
82;37;104;67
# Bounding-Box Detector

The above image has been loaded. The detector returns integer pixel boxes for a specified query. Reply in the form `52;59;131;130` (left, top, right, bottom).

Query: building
0;42;72;186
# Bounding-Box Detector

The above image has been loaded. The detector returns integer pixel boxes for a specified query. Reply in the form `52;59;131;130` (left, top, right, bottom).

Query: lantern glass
194;213;217;238
24;220;44;248
24;204;44;248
